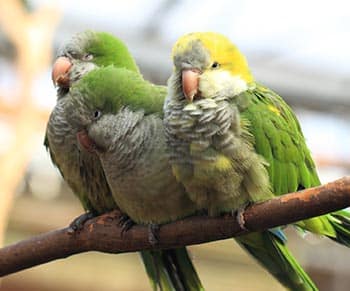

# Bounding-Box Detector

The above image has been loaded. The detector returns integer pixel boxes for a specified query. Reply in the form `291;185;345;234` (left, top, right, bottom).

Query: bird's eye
83;53;93;61
211;62;220;69
93;110;101;120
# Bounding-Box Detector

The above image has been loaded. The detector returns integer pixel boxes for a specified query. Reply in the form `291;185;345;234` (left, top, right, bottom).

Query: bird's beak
52;56;72;87
77;130;96;153
182;69;201;102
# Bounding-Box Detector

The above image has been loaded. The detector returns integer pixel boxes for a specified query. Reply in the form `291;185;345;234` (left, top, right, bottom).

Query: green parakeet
63;65;203;290
71;66;198;225
164;32;350;290
45;31;203;291
47;30;139;213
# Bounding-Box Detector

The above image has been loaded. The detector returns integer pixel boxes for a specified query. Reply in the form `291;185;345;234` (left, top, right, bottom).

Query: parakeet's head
68;66;155;153
164;32;252;151
52;30;139;95
170;32;254;102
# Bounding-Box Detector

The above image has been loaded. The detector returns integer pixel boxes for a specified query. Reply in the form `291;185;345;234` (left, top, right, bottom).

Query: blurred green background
1;0;350;290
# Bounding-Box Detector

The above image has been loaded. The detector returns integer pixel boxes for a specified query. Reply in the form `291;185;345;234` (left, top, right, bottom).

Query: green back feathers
241;85;343;238
72;66;166;115
240;84;321;196
87;31;140;73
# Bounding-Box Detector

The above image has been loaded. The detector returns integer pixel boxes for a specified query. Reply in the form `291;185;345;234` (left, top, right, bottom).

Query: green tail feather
236;231;318;291
295;210;350;248
141;250;175;291
140;248;204;291
327;210;350;247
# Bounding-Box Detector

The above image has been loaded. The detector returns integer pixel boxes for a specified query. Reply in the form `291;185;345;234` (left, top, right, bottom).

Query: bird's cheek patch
198;72;218;98
199;71;248;98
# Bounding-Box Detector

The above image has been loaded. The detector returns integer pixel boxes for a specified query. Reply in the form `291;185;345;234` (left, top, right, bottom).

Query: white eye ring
93;110;101;120
83;53;93;61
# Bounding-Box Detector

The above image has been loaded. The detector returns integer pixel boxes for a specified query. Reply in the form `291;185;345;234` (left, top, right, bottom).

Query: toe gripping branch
68;211;96;234
118;214;135;236
148;224;160;246
235;204;250;231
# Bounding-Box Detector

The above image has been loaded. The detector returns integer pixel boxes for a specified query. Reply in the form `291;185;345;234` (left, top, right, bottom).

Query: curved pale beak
77;130;96;153
182;69;201;102
52;56;72;87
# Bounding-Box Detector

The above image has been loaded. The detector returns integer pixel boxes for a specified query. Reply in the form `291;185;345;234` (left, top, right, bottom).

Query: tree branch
1;176;350;277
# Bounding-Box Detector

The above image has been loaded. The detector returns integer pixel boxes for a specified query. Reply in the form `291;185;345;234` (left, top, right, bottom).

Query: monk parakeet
71;66;199;225
164;32;350;290
46;30;139;213
45;31;203;291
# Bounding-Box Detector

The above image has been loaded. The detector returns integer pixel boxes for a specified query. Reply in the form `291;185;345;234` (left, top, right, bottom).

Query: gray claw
148;224;160;246
68;211;96;234
119;214;135;236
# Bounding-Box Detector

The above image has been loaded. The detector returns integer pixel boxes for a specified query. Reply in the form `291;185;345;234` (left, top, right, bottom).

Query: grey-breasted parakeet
163;32;350;290
45;31;203;291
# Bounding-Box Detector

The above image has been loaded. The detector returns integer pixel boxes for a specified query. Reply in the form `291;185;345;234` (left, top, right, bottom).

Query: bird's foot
68;211;96;234
232;203;250;231
118;214;135;236
148;224;160;246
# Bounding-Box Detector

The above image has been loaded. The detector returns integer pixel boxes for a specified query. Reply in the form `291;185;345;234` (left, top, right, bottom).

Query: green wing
239;83;350;238
241;83;320;196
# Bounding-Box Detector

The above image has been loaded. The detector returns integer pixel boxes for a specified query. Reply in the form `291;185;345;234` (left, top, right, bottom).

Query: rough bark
1;176;350;277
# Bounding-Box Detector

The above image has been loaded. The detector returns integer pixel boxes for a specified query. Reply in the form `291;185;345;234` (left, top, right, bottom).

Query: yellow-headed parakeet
164;32;350;290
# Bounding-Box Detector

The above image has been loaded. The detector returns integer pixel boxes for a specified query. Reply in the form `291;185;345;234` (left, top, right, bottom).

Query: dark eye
93;110;101;119
211;62;220;69
83;53;93;61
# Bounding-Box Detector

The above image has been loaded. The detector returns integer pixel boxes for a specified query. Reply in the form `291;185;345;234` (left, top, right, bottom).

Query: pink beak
77;130;95;153
182;69;200;102
52;56;72;87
